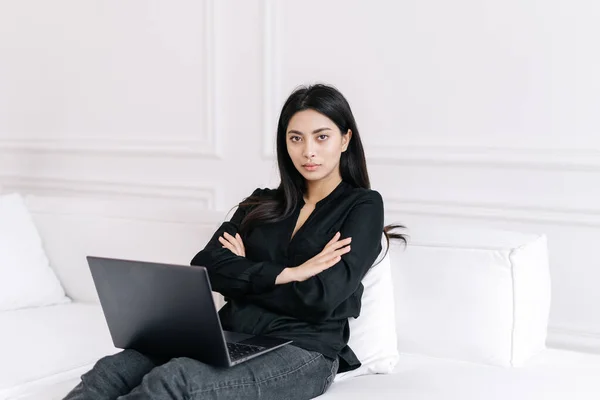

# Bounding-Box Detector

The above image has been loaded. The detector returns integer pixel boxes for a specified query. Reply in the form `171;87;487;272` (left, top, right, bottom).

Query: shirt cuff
252;261;286;292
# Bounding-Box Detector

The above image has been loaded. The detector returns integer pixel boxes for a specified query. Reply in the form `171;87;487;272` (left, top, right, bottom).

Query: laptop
87;256;292;367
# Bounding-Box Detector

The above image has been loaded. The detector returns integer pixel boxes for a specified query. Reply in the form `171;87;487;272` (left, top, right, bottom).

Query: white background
1;0;599;352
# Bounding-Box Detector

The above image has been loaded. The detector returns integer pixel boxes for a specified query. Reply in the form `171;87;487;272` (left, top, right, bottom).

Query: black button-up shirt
190;180;384;373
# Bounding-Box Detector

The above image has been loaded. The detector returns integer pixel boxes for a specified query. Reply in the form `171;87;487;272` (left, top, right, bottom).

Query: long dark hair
233;83;407;263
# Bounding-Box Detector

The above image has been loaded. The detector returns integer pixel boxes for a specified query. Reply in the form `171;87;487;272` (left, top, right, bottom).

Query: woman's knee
121;357;203;398
88;349;158;381
65;350;158;400
94;350;142;369
152;357;205;381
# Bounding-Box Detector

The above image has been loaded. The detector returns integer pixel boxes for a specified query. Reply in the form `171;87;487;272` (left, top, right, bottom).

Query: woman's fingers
235;233;245;256
329;246;350;263
218;236;236;254
219;232;245;256
296;246;349;280
332;244;350;259
314;255;342;276
310;242;350;270
329;255;342;266
319;239;351;262
333;237;352;251
323;234;351;253
314;244;350;274
223;232;241;255
326;231;341;245
218;235;235;251
339;244;352;255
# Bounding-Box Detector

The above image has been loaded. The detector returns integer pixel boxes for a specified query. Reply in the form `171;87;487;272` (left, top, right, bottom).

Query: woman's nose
303;142;316;159
303;148;315;159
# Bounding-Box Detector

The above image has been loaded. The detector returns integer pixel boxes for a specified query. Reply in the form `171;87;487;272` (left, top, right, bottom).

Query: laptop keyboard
226;342;267;361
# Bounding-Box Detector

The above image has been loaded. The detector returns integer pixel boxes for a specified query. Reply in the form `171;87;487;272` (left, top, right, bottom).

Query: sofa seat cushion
0;303;118;399
320;349;600;400
2;309;600;400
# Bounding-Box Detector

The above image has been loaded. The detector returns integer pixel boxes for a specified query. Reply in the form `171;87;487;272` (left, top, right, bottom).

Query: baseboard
546;326;600;354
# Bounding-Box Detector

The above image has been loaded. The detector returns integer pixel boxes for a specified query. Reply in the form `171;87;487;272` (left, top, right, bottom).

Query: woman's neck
303;175;343;205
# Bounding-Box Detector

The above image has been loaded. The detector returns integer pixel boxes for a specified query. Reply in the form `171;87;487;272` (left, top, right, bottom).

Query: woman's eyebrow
287;127;332;135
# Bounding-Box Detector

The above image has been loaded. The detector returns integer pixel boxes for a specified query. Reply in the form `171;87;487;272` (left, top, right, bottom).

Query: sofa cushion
335;233;399;381
25;196;224;303
390;224;551;367
0;303;118;399
0;193;69;311
7;349;600;400
321;349;600;400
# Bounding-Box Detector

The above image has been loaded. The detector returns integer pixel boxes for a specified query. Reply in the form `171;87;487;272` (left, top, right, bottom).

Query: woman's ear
342;129;352;152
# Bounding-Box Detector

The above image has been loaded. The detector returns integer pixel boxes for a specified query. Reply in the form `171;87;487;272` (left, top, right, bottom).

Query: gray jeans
63;345;339;400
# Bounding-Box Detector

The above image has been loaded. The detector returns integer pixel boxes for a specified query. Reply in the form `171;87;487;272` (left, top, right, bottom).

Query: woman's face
286;109;351;182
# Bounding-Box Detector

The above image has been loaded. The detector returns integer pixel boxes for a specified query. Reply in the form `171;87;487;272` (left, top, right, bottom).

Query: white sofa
2;194;600;400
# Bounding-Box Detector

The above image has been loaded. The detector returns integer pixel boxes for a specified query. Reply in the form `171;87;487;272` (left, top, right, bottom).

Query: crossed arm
191;190;384;323
218;230;352;285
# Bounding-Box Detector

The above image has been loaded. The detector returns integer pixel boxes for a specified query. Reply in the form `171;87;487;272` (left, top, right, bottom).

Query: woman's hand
219;232;246;257
276;232;352;285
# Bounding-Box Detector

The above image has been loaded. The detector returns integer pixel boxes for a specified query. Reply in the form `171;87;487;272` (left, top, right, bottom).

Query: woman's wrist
275;267;296;285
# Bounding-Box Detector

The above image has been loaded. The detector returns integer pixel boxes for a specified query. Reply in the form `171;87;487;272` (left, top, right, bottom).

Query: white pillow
0;193;70;311
393;225;551;367
335;233;399;382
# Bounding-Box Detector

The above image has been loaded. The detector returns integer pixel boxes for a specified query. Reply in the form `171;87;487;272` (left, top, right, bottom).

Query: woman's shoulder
248;187;277;199
238;187;277;206
347;185;383;204
234;187;276;216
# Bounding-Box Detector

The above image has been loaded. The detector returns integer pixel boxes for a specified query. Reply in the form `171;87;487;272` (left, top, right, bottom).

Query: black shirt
190;180;384;373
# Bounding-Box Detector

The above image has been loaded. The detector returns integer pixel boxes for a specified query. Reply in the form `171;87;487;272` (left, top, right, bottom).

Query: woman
64;83;406;400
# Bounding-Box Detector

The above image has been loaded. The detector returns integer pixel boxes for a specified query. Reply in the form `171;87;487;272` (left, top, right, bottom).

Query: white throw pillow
392;225;551;367
335;233;399;382
0;193;70;311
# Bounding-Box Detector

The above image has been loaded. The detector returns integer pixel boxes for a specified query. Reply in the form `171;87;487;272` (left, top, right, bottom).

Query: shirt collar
299;180;351;209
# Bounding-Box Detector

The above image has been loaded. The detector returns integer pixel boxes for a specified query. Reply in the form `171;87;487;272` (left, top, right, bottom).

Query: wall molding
261;0;280;160
0;175;216;210
386;197;600;227
259;1;600;170
367;145;600;170
0;0;219;159
0;137;219;158
203;0;219;158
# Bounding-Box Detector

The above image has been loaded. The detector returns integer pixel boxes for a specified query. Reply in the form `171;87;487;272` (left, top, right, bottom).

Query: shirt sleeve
190;188;287;299
243;190;384;324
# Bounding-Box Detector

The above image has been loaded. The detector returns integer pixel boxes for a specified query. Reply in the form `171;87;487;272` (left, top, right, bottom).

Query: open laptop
87;256;292;367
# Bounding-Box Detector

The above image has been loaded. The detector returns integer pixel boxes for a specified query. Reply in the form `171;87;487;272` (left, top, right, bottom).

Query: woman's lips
303;164;320;171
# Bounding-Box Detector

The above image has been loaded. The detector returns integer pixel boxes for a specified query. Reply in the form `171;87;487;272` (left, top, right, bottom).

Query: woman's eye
290;135;328;142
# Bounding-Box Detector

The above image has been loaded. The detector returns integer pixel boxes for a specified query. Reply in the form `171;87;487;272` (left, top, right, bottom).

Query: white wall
1;0;599;353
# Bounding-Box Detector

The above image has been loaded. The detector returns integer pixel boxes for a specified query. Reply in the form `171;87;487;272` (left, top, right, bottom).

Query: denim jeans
63;344;339;400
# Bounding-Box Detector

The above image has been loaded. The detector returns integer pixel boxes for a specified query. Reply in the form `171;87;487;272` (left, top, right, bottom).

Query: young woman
64;83;406;400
